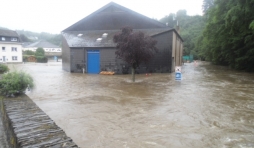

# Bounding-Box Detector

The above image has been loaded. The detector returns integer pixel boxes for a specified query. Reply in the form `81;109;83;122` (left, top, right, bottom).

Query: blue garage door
87;50;100;74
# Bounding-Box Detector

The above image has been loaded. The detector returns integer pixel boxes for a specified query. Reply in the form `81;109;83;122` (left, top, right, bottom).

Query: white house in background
0;29;22;63
22;40;61;57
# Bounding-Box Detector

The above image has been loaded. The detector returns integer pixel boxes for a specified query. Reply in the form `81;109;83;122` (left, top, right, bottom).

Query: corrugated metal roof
0;29;19;37
63;28;174;48
24;40;60;48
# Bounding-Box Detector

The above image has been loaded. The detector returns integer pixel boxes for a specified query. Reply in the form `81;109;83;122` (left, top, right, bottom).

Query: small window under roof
77;34;83;37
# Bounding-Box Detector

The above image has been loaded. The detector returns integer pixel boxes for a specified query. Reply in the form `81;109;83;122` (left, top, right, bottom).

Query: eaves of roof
150;29;184;42
62;28;181;48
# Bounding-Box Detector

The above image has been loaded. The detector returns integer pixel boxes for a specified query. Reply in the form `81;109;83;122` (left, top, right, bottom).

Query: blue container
175;72;182;80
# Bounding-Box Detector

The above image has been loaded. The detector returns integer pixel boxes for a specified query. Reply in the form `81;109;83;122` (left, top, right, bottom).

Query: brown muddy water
8;62;254;148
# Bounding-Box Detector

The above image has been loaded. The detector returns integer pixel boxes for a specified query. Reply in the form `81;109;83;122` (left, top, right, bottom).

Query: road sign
175;66;182;80
175;66;181;72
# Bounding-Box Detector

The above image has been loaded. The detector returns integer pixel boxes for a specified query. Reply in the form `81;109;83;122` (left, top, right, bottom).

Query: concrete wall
172;32;183;71
0;95;78;147
62;36;71;72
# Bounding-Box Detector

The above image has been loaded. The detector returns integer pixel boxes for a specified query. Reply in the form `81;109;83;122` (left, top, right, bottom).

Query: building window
11;38;17;41
12;56;18;61
1;37;5;41
2;47;5;52
11;47;17;52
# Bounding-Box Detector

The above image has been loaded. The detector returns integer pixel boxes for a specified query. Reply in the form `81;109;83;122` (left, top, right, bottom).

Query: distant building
0;29;22;63
22;40;62;57
26;55;37;62
62;2;183;74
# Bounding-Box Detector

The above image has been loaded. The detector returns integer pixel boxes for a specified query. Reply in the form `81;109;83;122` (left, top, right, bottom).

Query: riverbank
0;95;78;147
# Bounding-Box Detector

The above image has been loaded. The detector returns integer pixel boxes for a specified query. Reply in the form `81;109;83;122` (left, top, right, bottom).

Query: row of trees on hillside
159;10;205;59
196;0;254;72
160;0;254;72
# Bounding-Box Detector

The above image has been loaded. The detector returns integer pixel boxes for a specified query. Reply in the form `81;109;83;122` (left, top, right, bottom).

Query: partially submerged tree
35;47;47;63
35;47;45;57
113;27;158;82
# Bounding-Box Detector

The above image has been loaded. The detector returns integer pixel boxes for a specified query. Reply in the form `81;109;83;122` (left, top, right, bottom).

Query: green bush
0;71;34;97
23;50;35;55
0;64;9;74
35;47;45;56
36;56;48;63
23;55;29;62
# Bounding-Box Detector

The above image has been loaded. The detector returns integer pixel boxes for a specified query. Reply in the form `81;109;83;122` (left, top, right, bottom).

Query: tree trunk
131;67;135;82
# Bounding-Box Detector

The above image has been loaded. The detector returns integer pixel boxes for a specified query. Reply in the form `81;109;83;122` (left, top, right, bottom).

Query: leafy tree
197;0;254;71
176;10;187;22
113;27;158;82
159;11;205;58
202;0;215;14
0;64;9;74
160;13;176;28
35;47;45;56
35;48;47;63
23;50;35;55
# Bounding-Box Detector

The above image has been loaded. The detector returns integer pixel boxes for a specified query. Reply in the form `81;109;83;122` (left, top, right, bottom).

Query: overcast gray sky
0;0;203;34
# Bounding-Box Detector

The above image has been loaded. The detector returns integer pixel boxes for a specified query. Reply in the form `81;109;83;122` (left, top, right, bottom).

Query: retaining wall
0;95;79;148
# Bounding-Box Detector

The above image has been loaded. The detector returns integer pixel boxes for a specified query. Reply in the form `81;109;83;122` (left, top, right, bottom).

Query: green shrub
36;56;48;63
35;48;45;56
0;71;34;97
23;50;35;55
0;64;9;74
23;55;29;62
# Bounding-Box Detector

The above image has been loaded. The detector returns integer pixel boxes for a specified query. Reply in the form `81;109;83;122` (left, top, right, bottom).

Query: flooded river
9;62;254;148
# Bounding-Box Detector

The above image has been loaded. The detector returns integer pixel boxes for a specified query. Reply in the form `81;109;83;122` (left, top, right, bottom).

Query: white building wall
22;47;62;52
0;43;22;63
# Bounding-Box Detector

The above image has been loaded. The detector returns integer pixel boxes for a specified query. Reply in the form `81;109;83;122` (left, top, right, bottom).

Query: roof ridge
62;2;169;32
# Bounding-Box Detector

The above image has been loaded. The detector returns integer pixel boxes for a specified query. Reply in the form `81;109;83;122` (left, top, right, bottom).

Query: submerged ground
8;62;254;148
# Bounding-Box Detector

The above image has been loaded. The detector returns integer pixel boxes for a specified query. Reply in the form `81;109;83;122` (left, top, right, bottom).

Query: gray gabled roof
24;40;60;48
62;28;178;48
63;2;169;32
0;29;19;37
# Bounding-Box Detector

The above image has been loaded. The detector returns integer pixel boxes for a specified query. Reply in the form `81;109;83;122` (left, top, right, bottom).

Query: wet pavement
8;62;254;148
